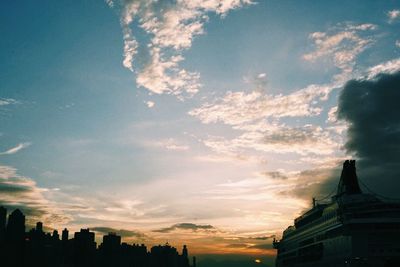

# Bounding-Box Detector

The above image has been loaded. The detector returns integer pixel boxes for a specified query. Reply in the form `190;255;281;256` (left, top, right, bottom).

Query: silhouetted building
274;160;400;267
62;227;69;242
53;229;59;241
181;245;189;267
100;232;122;267
6;209;26;267
74;228;96;267
36;221;43;232
0;208;196;267
6;209;25;242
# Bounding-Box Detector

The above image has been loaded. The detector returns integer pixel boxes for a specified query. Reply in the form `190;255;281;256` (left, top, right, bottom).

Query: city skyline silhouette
0;206;196;267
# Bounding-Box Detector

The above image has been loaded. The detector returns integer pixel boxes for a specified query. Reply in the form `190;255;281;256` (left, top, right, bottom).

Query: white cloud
0;98;19;106
142;138;190;151
366;58;400;79
0;142;31;155
105;0;114;8
189;71;346;158
303;23;376;81
136;47;200;95
203;123;339;156
161;138;189;151
145;101;155;108
108;0;252;98
388;9;400;23
396;40;400;48
189;83;332;125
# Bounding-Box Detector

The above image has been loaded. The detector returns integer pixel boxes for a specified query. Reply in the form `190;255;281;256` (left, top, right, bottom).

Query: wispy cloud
303;23;376;82
366;58;400;79
145;101;155;108
108;0;252;98
0;142;31;155
149;138;189;151
0;98;19;106
189;84;331;125
388;9;400;23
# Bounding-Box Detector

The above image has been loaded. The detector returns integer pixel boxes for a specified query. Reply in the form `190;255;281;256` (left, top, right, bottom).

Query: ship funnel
337;160;362;196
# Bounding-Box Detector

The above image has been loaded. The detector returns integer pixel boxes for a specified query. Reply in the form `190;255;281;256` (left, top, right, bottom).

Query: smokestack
337;160;362;196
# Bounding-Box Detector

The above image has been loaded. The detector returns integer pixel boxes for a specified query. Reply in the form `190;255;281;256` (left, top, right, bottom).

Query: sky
1;0;400;265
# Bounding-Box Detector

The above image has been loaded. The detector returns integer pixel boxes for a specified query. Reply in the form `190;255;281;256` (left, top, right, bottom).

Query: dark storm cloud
153;223;215;233
337;71;400;197
91;227;145;238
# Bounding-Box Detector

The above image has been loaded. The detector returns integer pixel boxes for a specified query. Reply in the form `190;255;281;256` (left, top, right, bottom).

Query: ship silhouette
273;160;400;267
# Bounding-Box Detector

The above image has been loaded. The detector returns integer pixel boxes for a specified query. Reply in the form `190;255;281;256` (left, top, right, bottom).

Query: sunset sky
1;0;400;265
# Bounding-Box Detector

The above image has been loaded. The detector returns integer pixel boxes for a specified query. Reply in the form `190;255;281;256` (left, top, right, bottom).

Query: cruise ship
273;160;400;267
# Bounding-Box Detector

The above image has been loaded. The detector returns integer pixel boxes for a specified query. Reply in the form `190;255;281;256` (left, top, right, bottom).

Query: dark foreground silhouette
273;160;400;267
0;207;195;267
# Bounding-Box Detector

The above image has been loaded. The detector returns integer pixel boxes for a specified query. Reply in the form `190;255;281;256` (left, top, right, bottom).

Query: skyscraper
62;228;69;242
74;229;96;267
5;209;26;267
6;209;25;243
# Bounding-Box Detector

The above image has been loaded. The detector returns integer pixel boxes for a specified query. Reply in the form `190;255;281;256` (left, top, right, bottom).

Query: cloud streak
0;142;31;155
154;223;215;233
0;98;19;106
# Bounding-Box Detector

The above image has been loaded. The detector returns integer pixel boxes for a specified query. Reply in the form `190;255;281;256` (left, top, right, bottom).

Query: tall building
181;245;189;267
100;233;122;267
52;230;59;241
6;209;25;242
5;209;26;267
102;232;121;250
73;229;96;267
62;228;69;242
36;222;43;233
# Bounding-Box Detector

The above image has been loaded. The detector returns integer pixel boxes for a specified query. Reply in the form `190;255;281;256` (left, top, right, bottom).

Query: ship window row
279;243;325;266
296;226;344;248
277;251;296;260
285;211;339;240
